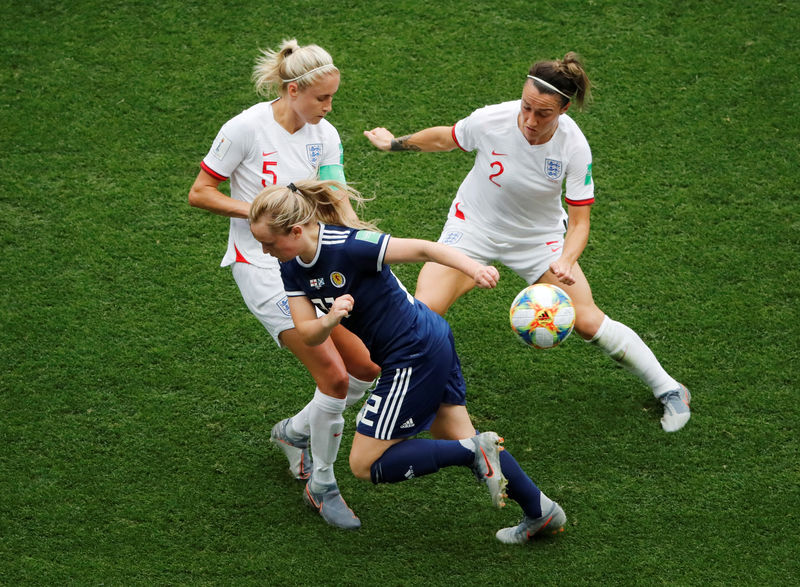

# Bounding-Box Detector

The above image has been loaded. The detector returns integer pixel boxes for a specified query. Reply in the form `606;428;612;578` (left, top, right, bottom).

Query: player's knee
350;361;381;382
349;453;373;481
574;304;605;340
315;366;350;399
414;290;449;316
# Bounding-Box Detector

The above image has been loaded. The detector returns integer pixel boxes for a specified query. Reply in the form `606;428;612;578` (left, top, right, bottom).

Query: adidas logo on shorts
400;418;415;429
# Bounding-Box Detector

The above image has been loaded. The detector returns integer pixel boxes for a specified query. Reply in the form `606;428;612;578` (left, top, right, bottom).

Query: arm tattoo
390;135;422;151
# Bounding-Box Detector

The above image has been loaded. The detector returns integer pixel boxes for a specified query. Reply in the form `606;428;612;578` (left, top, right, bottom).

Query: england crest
275;296;291;317
306;143;323;166
441;231;463;245
545;158;563;181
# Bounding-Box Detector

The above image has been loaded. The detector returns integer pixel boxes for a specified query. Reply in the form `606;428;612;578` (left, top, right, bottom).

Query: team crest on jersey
441;231;463;245
306;143;323;166
309;277;325;289
330;272;346;288
275;296;291;317
545;158;563;181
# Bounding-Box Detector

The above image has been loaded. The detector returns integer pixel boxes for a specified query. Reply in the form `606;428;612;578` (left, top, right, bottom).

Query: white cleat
659;384;691;432
496;501;567;544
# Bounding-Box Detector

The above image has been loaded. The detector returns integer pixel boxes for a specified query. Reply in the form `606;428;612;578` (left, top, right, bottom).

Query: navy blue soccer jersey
280;223;436;366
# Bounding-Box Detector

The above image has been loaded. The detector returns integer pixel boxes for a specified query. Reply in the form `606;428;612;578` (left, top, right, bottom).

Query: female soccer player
188;40;380;529
363;52;691;432
248;179;567;544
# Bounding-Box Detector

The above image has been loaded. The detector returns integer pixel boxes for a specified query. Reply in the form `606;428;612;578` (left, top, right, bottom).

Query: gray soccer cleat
495;501;567;544
659;384;691;432
270;418;312;480
470;431;508;508
303;476;361;530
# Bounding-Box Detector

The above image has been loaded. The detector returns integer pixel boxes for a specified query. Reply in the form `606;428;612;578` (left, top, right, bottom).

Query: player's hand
363;127;395;151
473;265;500;289
548;259;576;286
324;294;354;327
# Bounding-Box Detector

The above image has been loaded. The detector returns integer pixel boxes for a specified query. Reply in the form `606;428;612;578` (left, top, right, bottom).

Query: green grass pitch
1;0;798;584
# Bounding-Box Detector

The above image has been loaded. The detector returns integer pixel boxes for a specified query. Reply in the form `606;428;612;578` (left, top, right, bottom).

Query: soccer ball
509;284;575;349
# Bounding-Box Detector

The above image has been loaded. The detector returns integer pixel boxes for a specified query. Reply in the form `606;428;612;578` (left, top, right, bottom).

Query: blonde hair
252;39;339;97
528;52;592;110
249;180;377;233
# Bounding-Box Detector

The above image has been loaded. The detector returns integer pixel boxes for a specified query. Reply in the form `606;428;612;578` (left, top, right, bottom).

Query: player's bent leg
429;404;477;440
539;264;689;431
535;261;605;340
415;262;476;316
329;325;380;382
329;325;380;408
279;328;350;399
349;433;403;480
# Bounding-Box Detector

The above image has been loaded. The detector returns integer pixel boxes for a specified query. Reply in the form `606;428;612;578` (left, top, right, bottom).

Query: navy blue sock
370;439;474;484
500;450;543;518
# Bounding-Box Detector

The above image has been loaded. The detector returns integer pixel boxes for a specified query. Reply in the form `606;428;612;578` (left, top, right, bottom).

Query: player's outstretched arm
385;238;499;289
363;126;457;152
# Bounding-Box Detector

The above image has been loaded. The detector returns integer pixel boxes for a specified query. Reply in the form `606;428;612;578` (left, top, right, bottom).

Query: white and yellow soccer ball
509;284;575;349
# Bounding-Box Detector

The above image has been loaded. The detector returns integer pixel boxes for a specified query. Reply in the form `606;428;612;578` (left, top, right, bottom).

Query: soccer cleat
659;384;691;432
303;476;361;530
495;501;567;544
470;431;508;508
270;418;312;480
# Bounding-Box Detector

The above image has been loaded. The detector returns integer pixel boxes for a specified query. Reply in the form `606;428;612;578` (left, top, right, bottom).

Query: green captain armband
318;164;346;187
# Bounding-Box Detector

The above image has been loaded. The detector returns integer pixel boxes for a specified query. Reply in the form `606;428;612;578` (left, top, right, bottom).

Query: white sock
345;374;375;408
309;389;346;487
589;316;679;397
286;394;315;440
539;492;555;515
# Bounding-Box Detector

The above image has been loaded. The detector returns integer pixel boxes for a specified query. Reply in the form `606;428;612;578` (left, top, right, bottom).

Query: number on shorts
357;395;382;427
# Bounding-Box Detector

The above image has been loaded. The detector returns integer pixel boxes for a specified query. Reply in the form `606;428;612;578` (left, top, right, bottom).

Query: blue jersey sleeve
346;229;390;273
279;261;306;297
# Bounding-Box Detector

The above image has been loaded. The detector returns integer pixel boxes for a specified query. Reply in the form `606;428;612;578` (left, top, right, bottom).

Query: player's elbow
187;186;204;208
295;325;328;347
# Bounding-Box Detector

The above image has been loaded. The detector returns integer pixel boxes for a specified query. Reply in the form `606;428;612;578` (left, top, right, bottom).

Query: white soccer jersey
451;100;594;241
201;100;343;268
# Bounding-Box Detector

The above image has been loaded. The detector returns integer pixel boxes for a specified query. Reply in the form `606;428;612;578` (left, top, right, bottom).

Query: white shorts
438;216;565;285
231;261;294;347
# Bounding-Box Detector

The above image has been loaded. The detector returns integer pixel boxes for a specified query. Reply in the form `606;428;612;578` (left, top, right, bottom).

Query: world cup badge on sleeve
545;158;563;181
306;143;323;166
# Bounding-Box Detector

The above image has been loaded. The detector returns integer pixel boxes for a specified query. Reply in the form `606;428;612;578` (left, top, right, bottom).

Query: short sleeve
452;112;477;153
563;141;594;206
319;123;343;168
347;230;390;273
200;114;252;180
279;261;306;297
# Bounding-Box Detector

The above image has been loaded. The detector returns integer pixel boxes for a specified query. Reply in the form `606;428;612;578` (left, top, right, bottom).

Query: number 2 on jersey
489;160;504;186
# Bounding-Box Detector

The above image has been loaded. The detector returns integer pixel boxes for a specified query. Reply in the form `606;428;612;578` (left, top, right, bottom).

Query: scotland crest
545;158;563;181
306;143;323;166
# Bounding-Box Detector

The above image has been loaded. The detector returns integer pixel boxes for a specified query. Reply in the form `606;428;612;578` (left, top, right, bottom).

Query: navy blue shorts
356;326;467;440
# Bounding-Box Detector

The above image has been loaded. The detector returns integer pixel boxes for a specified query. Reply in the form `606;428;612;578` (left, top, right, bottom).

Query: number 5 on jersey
262;152;277;186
